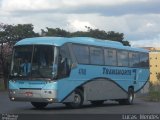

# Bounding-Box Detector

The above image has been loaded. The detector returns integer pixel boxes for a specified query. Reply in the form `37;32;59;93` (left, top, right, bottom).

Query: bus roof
15;37;148;53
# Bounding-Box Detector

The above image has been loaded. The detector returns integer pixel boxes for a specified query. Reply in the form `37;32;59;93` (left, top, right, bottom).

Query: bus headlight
11;97;15;100
47;98;53;102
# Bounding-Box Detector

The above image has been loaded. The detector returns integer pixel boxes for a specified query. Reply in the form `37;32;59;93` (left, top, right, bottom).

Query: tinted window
139;53;149;68
58;45;72;78
90;47;104;65
104;49;117;66
117;51;129;66
60;45;71;61
32;45;54;78
72;44;89;64
129;52;140;67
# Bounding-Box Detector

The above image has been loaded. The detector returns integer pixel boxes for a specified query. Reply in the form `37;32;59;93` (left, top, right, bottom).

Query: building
147;47;160;85
137;47;160;95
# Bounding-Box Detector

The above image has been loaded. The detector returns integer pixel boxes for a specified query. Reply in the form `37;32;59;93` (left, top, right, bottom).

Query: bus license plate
25;92;33;97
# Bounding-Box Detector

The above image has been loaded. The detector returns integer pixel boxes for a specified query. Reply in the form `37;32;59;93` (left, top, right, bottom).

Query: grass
147;85;160;102
144;83;160;102
0;80;5;90
148;91;160;102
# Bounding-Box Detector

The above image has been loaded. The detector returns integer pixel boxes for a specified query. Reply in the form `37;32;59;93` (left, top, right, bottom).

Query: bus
8;37;149;109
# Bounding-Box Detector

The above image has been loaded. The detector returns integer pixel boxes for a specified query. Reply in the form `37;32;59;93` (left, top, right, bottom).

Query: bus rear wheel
31;102;48;109
65;89;84;109
118;88;134;105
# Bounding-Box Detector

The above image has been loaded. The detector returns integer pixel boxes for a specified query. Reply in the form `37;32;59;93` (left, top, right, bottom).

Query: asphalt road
0;91;160;114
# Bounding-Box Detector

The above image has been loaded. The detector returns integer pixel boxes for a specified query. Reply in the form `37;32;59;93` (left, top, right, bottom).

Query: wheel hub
129;93;133;103
74;94;81;104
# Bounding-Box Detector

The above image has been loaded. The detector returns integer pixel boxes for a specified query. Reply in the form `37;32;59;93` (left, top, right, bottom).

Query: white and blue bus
8;37;149;109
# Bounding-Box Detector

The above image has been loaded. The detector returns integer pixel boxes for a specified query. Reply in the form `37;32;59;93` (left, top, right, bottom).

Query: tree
156;73;160;85
41;28;70;37
41;27;130;46
0;23;38;88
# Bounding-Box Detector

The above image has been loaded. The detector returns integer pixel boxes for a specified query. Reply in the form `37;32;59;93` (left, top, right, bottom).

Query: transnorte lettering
103;67;132;75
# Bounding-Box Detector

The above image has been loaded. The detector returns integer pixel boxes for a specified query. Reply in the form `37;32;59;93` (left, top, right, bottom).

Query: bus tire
31;102;48;109
118;88;134;105
91;100;104;106
65;89;84;109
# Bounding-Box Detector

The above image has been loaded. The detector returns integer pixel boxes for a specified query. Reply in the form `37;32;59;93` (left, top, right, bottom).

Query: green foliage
148;77;160;102
41;28;70;37
0;23;39;45
41;27;130;46
0;82;5;90
156;73;160;82
0;23;39;89
148;89;160;102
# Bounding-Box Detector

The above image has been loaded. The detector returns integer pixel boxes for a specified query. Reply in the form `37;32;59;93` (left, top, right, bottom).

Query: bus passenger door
57;44;72;79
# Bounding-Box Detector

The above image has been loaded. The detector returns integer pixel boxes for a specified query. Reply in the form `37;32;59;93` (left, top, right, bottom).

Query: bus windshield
11;45;54;78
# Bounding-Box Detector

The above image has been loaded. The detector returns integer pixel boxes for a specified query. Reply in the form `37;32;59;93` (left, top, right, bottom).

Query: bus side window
58;45;71;78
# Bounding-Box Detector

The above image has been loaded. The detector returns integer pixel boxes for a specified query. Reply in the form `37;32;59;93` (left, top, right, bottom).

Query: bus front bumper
8;89;58;103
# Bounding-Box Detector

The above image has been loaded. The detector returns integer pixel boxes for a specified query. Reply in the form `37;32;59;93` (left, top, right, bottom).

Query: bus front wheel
119;88;134;105
31;102;48;109
65;89;84;108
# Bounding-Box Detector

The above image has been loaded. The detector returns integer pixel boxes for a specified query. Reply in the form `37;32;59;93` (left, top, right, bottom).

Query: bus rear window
129;52;140;67
139;53;149;68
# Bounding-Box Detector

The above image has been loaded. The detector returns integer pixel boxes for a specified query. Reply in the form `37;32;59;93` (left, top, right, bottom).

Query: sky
0;0;160;47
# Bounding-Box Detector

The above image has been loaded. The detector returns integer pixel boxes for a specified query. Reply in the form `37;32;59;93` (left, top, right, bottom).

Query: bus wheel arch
76;86;84;93
64;88;84;108
128;86;134;92
118;87;134;105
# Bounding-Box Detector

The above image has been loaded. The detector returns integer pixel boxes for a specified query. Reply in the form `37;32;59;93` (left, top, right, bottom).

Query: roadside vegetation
148;73;160;102
0;80;5;90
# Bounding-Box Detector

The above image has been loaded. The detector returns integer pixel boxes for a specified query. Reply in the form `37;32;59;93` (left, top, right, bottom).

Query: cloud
130;34;160;47
0;0;2;6
0;0;133;12
67;20;96;32
0;0;160;48
1;0;160;16
1;0;59;11
59;0;160;16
